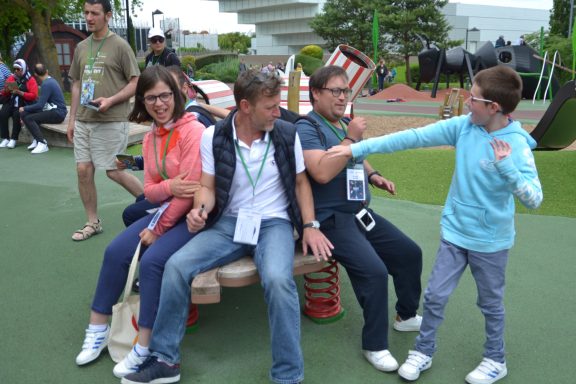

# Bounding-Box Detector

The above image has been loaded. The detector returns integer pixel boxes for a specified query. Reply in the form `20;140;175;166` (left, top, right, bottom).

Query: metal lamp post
152;9;163;28
465;27;479;51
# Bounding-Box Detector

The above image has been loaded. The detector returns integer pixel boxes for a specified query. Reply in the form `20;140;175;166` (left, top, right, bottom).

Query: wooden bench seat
191;252;325;304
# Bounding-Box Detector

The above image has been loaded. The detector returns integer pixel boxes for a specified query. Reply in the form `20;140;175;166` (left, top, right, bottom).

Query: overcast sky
132;0;554;34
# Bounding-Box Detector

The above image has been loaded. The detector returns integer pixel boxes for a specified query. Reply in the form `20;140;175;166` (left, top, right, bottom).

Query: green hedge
195;54;238;70
294;54;324;76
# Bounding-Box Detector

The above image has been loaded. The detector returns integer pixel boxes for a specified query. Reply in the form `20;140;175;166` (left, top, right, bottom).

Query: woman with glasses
75;66;204;378
144;27;181;69
0;58;38;148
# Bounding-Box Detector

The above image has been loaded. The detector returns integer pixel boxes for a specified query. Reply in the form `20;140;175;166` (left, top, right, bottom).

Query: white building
210;0;550;55
209;0;327;55
444;3;550;53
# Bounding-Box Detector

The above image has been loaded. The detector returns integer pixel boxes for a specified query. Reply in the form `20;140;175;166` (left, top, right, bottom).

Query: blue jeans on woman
91;214;195;329
149;216;303;384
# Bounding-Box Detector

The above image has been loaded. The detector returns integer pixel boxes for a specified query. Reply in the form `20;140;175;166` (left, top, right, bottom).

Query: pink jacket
142;112;204;236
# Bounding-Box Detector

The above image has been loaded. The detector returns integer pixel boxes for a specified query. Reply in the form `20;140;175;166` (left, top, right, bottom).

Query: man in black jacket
144;27;181;68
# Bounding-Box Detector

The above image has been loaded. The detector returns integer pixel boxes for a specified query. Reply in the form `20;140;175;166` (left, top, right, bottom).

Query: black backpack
185;104;217;128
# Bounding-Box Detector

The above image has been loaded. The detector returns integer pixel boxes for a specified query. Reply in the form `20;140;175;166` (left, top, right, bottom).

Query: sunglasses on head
150;37;164;44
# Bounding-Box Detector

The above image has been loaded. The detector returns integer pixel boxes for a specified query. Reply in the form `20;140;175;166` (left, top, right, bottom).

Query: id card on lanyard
232;138;270;245
81;31;109;107
318;115;366;201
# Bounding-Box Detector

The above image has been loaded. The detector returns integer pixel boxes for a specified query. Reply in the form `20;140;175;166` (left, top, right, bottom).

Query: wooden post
288;70;301;114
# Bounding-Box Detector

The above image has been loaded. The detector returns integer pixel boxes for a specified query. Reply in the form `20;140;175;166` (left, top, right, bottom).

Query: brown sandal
72;219;103;241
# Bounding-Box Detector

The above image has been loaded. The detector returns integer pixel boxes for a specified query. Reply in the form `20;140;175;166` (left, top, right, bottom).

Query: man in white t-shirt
123;69;333;384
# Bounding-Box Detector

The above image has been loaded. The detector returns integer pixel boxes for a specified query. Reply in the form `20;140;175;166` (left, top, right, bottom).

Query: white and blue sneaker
465;358;507;384
75;326;109;365
398;350;432;381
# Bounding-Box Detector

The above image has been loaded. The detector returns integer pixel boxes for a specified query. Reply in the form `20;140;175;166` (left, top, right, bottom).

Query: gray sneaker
121;356;181;384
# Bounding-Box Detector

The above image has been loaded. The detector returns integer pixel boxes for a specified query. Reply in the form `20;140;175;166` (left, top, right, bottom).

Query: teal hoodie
351;114;543;252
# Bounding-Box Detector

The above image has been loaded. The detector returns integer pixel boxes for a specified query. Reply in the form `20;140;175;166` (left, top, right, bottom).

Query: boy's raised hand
326;145;353;159
490;138;511;161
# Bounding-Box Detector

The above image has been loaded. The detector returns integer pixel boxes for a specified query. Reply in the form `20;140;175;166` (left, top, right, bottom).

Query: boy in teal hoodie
328;65;543;384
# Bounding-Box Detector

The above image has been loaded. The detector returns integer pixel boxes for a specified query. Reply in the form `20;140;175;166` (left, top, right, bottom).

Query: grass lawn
367;149;576;218
126;144;575;218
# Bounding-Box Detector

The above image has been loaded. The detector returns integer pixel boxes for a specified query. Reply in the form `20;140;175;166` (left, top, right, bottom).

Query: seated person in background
74;66;205;378
0;59;38;149
19;63;68;154
327;65;543;384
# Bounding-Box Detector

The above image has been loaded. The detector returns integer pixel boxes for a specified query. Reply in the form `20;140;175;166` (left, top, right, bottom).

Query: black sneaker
121;356;181;384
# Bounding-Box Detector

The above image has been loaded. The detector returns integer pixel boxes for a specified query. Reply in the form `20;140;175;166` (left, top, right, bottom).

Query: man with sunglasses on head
145;28;181;69
67;0;143;241
295;65;423;374
121;69;333;384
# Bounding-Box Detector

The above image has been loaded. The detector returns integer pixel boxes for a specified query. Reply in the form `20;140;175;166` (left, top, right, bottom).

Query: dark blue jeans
21;109;65;143
320;209;422;351
91;214;195;329
122;194;160;227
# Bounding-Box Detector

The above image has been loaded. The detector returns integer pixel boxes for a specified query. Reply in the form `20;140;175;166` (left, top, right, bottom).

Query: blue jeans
150;216;303;384
91;214;195;329
415;239;508;362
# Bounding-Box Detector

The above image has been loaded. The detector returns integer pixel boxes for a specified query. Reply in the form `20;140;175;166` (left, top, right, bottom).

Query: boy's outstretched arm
491;138;543;209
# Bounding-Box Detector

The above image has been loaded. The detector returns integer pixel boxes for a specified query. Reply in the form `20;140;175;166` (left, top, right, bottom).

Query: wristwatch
303;220;320;229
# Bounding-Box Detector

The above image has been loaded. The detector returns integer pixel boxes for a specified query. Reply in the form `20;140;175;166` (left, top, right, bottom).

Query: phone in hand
83;100;100;111
355;208;376;232
116;154;138;170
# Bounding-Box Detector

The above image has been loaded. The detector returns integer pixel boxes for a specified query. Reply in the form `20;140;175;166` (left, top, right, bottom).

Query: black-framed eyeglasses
142;92;173;105
150;37;165;44
321;87;353;97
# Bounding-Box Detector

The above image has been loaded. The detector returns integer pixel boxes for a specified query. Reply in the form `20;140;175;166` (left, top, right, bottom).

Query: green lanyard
88;31;110;73
234;137;271;197
153;128;176;180
317;113;357;163
318;114;348;141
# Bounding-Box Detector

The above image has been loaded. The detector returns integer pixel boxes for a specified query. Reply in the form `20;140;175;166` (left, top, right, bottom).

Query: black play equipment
529;80;576;150
416;42;559;99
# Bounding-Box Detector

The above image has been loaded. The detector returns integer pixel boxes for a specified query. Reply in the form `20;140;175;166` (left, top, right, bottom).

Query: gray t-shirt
296;111;370;222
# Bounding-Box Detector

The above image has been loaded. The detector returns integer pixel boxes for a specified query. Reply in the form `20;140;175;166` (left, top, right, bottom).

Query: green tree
381;0;449;85
218;32;251;54
311;0;450;86
549;0;572;37
310;0;380;55
0;0;142;87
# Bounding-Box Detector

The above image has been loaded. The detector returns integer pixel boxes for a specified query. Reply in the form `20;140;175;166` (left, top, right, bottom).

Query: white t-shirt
201;121;305;220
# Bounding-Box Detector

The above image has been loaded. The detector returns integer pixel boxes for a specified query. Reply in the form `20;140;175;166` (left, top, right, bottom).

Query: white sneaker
363;349;399;372
31;141;48;154
7;139;16;149
75;327;109;365
113;347;148;378
398;350;432;381
465;358;507;384
394;314;422;332
27;139;37;150
0;139;8;148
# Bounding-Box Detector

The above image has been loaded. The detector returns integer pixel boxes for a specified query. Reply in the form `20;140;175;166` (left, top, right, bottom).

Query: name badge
80;79;95;106
346;164;366;201
233;208;262;245
147;202;170;230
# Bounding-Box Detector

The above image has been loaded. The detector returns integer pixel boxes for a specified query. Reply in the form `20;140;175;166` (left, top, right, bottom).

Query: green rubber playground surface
1;146;574;384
